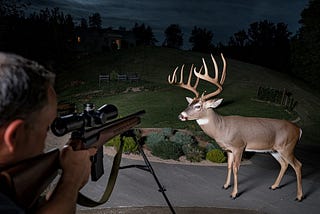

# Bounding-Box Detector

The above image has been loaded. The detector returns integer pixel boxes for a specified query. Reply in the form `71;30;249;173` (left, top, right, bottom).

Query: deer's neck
196;109;224;138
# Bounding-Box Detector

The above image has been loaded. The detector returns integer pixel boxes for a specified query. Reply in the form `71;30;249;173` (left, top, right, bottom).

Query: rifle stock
0;149;60;209
0;110;145;210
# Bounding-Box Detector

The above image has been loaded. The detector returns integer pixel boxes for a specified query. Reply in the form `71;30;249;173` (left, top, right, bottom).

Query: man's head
0;52;57;166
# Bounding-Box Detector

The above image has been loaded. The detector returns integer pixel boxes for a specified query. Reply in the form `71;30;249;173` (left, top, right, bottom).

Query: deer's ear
186;97;194;104
205;98;223;109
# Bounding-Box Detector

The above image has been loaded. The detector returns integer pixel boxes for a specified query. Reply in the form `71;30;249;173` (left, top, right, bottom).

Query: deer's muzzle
179;112;188;121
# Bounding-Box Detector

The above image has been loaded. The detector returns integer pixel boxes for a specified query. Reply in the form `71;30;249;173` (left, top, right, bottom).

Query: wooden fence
256;86;298;111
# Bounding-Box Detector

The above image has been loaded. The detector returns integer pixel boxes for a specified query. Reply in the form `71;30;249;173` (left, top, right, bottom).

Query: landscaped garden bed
106;127;228;164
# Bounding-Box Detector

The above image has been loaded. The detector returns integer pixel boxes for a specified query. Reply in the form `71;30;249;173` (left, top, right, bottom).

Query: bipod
119;130;176;214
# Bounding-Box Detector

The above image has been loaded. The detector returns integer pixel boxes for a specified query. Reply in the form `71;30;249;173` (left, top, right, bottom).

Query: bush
145;128;215;162
145;131;166;147
149;140;183;160
206;149;227;163
162;127;173;136
169;131;194;146
206;141;220;152
145;129;194;160
106;135;138;154
182;143;205;162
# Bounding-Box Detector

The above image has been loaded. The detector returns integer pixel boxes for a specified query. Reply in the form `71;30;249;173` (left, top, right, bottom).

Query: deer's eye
194;104;201;110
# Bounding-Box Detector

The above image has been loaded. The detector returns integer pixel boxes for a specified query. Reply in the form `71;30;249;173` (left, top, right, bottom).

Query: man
0;52;97;213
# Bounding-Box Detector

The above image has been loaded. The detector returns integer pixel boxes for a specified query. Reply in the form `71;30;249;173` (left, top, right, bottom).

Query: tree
221;19;292;71
291;0;320;89
0;0;28;17
163;24;183;49
80;18;88;29
89;12;102;29
225;30;250;61
228;30;248;47
248;20;276;48
132;23;157;46
189;26;213;53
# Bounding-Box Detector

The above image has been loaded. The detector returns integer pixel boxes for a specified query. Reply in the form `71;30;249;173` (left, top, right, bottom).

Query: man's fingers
88;147;98;156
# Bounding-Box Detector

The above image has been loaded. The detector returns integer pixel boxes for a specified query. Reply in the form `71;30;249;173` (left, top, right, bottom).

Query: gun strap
76;138;124;207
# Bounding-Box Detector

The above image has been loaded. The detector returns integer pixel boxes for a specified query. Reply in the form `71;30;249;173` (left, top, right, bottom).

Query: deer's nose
179;112;188;121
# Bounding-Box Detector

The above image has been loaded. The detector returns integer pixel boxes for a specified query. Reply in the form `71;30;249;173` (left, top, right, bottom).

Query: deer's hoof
230;193;239;200
269;185;280;190
223;185;230;190
295;195;305;202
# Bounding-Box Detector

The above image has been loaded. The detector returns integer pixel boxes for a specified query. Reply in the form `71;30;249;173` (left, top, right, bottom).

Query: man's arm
35;146;97;214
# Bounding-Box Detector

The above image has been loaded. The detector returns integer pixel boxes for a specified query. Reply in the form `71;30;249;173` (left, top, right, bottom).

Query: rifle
0;103;145;210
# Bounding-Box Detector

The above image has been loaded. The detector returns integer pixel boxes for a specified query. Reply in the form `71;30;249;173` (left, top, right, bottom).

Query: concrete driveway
76;142;320;214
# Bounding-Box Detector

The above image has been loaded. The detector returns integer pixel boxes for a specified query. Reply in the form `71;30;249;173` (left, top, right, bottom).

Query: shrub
182;143;205;162
145;128;210;162
206;149;227;163
149;140;183;160
206;141;220;152
145;131;166;147
169;131;194;146
106;135;138;154
162;127;173;136
110;70;118;81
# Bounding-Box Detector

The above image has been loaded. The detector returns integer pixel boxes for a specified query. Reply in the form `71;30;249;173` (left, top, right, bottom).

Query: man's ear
186;97;193;104
204;98;223;109
3;119;25;153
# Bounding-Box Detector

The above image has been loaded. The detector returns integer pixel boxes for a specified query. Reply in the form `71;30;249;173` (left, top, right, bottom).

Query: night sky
26;0;309;48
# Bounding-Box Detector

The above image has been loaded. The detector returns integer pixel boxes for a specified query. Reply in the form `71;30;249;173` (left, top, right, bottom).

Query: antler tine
193;54;227;100
220;53;227;85
168;66;179;84
187;64;199;91
168;64;200;98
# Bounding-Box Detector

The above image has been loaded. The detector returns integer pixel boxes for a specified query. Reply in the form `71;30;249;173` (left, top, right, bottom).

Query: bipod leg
119;130;176;214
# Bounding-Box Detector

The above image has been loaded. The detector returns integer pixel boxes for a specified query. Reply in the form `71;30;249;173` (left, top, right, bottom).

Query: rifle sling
76;136;124;207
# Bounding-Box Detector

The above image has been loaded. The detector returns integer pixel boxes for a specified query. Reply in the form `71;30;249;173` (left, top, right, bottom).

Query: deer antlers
168;64;200;98
168;53;227;100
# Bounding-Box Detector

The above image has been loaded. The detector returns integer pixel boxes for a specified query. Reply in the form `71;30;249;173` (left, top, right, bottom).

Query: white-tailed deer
168;54;303;201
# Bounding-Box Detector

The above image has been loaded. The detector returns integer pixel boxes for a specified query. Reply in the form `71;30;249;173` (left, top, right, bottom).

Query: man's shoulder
0;192;25;213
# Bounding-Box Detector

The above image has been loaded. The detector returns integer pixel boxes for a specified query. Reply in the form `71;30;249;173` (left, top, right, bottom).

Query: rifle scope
51;103;118;137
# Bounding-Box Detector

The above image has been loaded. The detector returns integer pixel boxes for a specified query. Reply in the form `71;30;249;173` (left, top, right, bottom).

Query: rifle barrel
84;110;146;148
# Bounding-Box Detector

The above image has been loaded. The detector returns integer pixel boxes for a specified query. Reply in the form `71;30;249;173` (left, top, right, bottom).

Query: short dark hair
0;52;55;126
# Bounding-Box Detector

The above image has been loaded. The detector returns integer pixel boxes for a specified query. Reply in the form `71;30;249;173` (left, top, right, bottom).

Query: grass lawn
54;46;320;145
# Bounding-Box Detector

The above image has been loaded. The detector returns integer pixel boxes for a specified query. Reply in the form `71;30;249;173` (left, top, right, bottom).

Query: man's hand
60;144;97;190
35;145;97;214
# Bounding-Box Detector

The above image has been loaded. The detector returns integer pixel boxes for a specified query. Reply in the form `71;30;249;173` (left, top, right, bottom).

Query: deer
168;53;303;201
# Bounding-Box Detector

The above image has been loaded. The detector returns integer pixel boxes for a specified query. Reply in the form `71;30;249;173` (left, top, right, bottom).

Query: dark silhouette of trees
223;20;291;72
291;0;320;89
132;23;157;46
0;0;28;17
228;30;248;47
248;20;291;71
80;18;88;29
163;24;183;49
89;12;102;29
189;26;214;53
0;2;76;65
25;8;75;62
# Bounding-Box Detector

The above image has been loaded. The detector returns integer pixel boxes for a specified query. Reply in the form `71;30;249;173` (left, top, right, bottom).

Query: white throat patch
196;118;209;125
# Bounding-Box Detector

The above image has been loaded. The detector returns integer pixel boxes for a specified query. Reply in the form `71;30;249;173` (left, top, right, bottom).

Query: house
74;27;136;53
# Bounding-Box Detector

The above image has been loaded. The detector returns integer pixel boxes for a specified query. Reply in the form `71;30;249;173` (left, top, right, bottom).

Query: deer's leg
223;151;233;189
280;151;303;201
231;150;243;199
270;152;288;190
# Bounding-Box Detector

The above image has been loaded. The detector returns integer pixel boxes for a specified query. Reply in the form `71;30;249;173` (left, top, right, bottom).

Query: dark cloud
25;0;309;47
